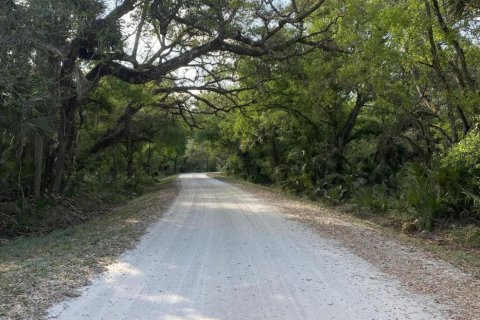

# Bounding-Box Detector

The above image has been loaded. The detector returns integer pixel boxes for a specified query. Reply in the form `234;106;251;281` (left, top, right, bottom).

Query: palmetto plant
396;162;478;230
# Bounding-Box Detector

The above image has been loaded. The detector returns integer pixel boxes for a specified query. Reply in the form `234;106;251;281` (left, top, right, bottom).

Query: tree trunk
51;56;78;194
424;0;463;142
52;96;77;194
33;133;44;196
271;128;280;167
430;0;475;89
126;140;134;178
337;92;367;153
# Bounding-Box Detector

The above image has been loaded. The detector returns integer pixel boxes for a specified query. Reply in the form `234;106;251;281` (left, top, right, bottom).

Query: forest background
1;0;480;248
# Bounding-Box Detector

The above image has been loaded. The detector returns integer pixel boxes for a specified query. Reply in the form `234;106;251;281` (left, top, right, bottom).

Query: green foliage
351;184;391;213
395;162;479;230
74;78;188;195
191;0;480;232
3;0;480;235
442;130;480;188
465;228;480;248
397;163;448;230
324;185;349;205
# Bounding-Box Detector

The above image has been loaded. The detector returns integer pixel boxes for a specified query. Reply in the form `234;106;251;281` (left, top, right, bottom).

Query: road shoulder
0;178;179;320
214;175;480;320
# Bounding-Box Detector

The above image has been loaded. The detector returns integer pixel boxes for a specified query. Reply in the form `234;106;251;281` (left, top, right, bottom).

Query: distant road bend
49;173;443;320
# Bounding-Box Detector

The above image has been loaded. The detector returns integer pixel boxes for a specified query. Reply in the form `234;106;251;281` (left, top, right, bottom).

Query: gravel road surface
48;173;444;319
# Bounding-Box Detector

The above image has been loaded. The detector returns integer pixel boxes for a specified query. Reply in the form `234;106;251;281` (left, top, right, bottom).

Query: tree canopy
190;0;480;230
1;0;480;232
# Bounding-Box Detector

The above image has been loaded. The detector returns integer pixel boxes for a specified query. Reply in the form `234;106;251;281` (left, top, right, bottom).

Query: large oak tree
2;0;333;194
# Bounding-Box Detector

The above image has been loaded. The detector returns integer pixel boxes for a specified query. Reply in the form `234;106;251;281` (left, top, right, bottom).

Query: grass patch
0;176;179;320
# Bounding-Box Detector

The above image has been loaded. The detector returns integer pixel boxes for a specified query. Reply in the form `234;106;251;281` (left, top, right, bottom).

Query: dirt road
48;173;443;319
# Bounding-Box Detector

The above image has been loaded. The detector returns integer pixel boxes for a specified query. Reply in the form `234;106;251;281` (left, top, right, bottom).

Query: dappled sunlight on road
49;173;445;320
140;293;189;304
163;310;221;320
105;261;142;283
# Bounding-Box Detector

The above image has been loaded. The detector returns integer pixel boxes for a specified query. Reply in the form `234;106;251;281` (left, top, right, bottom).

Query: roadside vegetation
1;0;320;237
0;176;178;320
190;1;480;252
